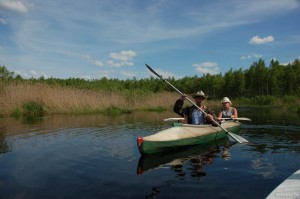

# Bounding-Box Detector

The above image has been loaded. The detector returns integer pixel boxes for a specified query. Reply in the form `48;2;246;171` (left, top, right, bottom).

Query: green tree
223;68;235;97
245;59;268;96
0;65;14;81
269;59;283;96
232;68;245;98
290;59;300;95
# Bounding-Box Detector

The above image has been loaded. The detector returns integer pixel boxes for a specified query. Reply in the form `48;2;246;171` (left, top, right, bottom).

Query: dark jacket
173;99;216;124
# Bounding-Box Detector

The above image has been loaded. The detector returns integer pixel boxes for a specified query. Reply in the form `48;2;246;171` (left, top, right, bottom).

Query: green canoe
137;121;241;155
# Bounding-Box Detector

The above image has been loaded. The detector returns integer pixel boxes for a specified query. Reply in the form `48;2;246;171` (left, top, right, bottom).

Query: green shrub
235;97;252;106
251;96;276;106
282;95;298;104
101;106;132;116
11;108;21;118
143;106;167;112
22;101;44;117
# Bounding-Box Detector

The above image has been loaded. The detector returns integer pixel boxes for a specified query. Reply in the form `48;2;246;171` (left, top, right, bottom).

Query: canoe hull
137;121;241;155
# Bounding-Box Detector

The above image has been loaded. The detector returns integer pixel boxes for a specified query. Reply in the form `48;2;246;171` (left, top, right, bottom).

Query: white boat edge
266;169;300;199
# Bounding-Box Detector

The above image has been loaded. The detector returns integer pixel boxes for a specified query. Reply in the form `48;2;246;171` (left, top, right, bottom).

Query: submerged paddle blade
227;132;248;143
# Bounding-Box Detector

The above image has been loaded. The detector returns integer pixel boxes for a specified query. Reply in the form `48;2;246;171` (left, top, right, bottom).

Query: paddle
218;117;251;121
164;117;251;122
146;64;248;144
163;118;185;122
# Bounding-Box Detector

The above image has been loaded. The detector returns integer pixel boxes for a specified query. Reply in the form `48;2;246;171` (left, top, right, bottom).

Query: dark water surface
0;108;299;199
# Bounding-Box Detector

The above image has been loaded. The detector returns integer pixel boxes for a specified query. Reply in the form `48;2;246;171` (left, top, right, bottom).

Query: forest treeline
1;58;300;99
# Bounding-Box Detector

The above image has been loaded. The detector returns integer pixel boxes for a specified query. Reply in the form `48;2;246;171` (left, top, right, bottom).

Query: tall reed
0;83;185;115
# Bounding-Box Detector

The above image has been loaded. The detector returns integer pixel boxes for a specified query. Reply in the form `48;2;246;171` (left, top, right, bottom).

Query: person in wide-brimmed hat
173;90;219;125
218;97;238;120
191;90;208;99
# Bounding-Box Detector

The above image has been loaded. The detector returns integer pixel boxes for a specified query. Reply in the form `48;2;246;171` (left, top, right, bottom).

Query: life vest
184;105;211;124
191;108;205;124
221;107;235;118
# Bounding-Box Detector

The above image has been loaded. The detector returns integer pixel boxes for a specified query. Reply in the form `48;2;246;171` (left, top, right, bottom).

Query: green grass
22;101;44;117
142;106;168;112
11;108;21;118
101;106;132;116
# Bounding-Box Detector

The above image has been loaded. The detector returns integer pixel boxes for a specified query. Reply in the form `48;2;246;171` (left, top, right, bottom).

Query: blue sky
0;0;299;80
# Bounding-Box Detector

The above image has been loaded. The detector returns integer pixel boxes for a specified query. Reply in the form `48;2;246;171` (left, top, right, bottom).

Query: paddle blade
227;132;249;143
145;64;163;79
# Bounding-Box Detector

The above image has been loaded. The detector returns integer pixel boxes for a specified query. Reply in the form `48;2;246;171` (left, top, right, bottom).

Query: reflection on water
138;138;235;198
0;111;174;134
0;108;299;199
137;138;231;175
0;111;174;154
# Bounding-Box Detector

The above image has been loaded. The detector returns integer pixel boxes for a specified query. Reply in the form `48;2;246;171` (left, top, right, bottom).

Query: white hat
221;97;231;104
192;90;208;99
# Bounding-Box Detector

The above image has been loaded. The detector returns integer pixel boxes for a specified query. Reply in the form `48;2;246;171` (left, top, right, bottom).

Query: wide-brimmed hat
192;90;207;99
221;97;232;105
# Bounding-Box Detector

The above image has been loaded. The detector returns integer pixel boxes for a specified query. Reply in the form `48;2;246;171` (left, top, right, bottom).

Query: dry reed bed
0;83;193;115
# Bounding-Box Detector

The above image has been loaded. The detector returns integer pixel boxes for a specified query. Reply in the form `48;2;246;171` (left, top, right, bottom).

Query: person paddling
218;97;238;120
173;90;219;125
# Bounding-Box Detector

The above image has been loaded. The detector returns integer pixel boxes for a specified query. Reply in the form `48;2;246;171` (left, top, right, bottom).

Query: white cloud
1;0;299;80
82;51;137;68
106;60;122;67
82;54;104;67
29;70;48;78
249;35;275;45
14;70;48;79
240;53;262;60
110;50;136;62
14;70;30;78
79;75;92;80
107;50;137;67
192;62;221;75
0;0;29;14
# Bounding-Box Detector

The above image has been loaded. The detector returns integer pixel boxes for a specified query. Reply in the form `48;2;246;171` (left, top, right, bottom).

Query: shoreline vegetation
1;58;299;118
0;82;299;118
0;82;180;117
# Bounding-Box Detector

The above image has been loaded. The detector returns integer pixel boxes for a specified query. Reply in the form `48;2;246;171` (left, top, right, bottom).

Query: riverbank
0;83;299;117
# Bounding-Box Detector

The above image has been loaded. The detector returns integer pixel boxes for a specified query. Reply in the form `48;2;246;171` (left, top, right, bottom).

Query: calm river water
0;108;299;199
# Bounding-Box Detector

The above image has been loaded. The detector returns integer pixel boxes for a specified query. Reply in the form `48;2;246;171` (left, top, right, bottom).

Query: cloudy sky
0;0;299;80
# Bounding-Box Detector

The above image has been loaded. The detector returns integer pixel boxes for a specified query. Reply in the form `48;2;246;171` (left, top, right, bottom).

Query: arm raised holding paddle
174;91;220;125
